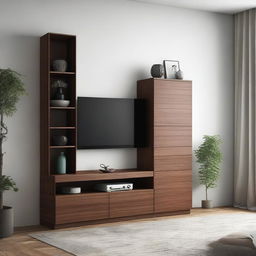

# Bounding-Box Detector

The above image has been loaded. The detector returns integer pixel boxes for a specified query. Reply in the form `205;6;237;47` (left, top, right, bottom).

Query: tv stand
40;33;192;228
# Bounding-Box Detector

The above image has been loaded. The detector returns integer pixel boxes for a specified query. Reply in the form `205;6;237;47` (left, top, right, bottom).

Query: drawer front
154;155;192;171
110;190;153;218
154;126;192;147
154;81;192;126
56;193;109;224
154;170;192;213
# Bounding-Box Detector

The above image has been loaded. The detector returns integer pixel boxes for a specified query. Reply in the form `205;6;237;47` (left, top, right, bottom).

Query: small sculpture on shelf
99;164;115;173
52;135;68;146
52;59;68;72
50;80;70;107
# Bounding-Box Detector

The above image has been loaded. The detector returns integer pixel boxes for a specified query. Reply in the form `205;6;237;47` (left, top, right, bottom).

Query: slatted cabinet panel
137;78;192;214
109;190;154;218
154;80;192;126
154;170;192;212
56;193;109;224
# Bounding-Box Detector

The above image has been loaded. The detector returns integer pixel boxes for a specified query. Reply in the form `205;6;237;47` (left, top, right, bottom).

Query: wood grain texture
154;147;192;157
56;193;109;224
40;34;50;177
109;190;154;218
154;79;192;126
53;169;153;183
154;170;192;213
154;126;192;147
154;155;192;171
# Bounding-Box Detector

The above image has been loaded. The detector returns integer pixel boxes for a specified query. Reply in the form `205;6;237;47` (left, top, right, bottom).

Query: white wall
0;0;234;226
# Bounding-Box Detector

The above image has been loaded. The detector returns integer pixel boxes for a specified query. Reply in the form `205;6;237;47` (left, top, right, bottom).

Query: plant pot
0;206;14;238
202;200;213;209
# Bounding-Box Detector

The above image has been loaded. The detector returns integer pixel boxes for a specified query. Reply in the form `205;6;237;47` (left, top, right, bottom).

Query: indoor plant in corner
194;135;222;209
0;69;26;238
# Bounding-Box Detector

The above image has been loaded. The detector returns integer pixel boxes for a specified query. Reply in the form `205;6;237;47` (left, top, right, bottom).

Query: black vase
52;136;68;146
151;64;164;78
55;87;65;100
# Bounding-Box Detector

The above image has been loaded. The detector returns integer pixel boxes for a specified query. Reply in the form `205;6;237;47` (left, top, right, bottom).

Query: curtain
234;9;256;210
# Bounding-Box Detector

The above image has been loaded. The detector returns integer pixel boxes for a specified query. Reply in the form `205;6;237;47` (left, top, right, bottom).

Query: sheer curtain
234;9;256;210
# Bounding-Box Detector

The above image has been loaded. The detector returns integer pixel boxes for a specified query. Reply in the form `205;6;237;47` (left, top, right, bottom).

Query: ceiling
131;0;256;14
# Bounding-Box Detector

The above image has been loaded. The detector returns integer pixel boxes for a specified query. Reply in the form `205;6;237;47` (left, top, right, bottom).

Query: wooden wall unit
41;33;192;228
137;78;192;214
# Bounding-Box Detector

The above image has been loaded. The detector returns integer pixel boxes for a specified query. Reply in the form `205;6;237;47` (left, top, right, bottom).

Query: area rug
30;212;256;256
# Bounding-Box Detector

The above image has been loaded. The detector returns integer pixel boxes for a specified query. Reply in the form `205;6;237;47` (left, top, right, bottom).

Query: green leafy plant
0;69;26;209
194;135;222;201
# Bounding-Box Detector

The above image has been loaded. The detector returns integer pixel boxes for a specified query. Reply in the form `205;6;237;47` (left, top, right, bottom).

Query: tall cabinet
137;78;192;213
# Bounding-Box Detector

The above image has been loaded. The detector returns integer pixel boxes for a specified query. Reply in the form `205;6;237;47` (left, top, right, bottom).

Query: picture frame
163;60;180;79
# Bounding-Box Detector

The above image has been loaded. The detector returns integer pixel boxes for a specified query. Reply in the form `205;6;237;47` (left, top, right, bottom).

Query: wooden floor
0;207;250;256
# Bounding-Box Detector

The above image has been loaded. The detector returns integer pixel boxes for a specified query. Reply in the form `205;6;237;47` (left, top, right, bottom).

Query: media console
40;33;192;228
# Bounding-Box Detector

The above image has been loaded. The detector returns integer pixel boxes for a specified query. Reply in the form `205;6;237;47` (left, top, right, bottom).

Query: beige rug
31;212;256;256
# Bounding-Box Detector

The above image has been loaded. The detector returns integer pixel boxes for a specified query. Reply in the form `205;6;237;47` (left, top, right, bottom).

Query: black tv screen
78;97;137;149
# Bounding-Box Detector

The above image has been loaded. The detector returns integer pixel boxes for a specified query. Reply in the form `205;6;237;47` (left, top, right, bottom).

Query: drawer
154;170;192;212
109;190;153;218
154;126;192;147
154;155;192;171
56;193;109;224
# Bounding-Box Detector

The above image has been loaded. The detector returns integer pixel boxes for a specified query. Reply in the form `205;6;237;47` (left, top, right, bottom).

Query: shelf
52;169;154;183
50;127;76;130
50;107;76;110
56;189;154;197
50;145;76;149
50;71;75;75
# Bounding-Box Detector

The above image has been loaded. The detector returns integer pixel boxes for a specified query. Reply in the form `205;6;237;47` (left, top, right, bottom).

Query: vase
202;200;213;209
56;152;66;174
54;87;65;100
53;136;68;146
151;64;164;78
176;70;184;80
53;60;67;72
0;206;13;238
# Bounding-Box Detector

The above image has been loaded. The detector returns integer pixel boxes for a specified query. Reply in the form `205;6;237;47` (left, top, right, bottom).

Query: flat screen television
78;97;143;149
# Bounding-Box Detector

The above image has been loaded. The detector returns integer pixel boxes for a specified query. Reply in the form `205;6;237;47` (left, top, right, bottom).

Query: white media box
95;183;133;192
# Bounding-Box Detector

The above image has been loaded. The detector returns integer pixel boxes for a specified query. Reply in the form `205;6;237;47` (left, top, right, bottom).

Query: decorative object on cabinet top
150;64;164;78
163;60;184;80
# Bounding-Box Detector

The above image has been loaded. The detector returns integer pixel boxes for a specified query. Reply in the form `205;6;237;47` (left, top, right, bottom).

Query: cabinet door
154;170;192;213
110;190;153;218
154;80;192;126
56;193;109;224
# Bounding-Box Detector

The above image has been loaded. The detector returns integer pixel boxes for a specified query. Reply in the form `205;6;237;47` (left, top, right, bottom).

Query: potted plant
0;69;26;238
194;135;222;209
